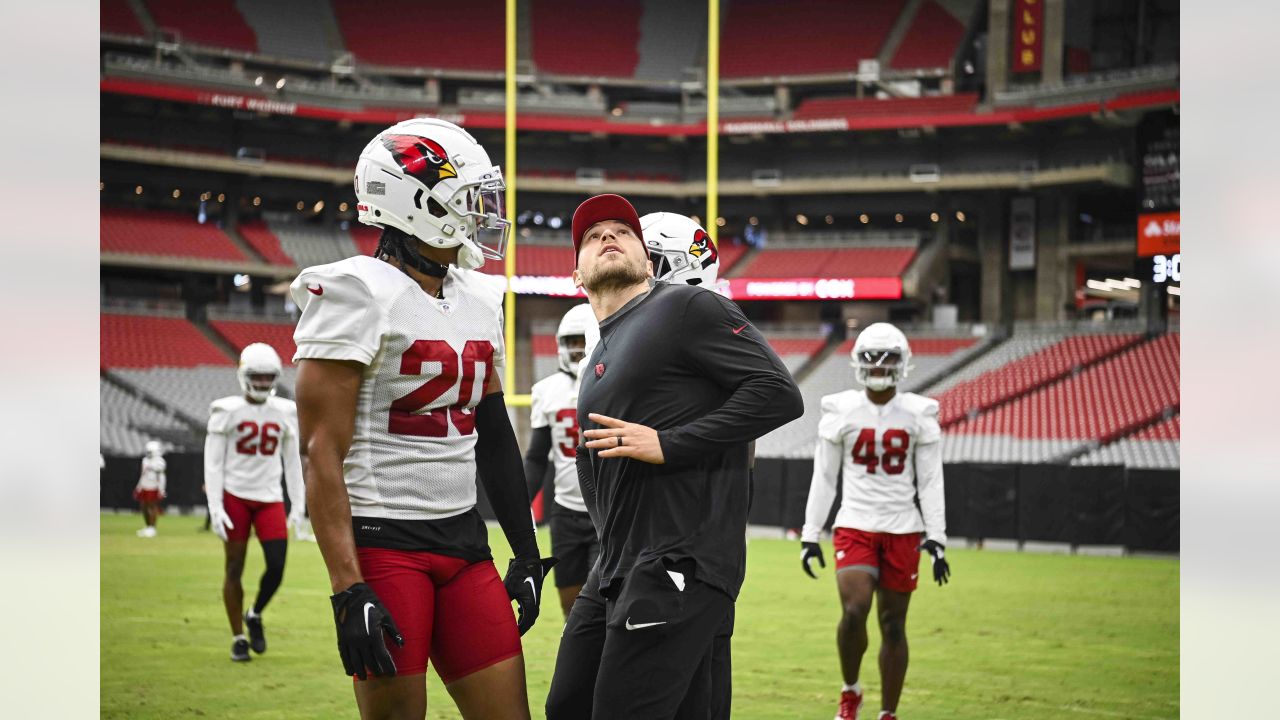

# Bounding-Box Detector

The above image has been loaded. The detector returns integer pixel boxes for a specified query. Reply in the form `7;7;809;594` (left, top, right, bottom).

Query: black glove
504;556;557;635
330;582;404;680
800;541;826;579
918;539;950;586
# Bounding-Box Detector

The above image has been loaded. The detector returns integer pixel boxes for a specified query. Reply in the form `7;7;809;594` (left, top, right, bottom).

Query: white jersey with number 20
290;255;506;521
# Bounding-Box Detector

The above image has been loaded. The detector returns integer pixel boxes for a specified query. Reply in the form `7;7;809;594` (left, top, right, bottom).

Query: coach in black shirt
545;194;803;720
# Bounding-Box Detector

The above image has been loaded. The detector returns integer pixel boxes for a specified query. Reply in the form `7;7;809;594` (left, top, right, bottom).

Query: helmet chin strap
377;227;449;279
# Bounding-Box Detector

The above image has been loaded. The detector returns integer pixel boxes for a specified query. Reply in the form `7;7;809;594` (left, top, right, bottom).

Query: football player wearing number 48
291;118;551;720
204;343;306;663
800;323;950;720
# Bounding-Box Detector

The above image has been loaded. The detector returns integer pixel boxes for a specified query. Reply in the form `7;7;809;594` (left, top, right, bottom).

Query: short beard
581;257;650;295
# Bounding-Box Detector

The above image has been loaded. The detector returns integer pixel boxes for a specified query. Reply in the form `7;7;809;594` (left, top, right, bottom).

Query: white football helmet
354;118;510;270
640;212;721;287
238;343;282;402
556;303;596;375
145;440;163;457
851;323;912;392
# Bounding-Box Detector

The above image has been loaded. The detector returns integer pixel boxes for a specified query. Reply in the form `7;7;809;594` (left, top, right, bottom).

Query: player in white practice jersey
800;323;950;720
134;440;166;537
205;343;305;662
526;303;596;616
292;118;550;720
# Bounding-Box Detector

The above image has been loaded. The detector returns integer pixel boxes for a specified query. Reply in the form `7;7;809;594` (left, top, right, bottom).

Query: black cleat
230;637;251;662
244;613;267;654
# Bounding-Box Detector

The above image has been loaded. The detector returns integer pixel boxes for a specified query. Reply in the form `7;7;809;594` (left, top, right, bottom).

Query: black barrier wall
101;454;1178;552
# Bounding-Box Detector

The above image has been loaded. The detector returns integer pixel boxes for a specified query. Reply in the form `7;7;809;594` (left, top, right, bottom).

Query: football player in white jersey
800;323;950;720
526;303;596;617
134;440;166;537
204;343;305;662
292;118;550;720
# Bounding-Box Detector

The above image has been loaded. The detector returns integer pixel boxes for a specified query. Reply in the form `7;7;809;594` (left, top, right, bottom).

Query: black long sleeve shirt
576;281;803;600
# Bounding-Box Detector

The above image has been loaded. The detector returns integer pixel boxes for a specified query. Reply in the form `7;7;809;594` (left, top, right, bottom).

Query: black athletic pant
546;558;734;720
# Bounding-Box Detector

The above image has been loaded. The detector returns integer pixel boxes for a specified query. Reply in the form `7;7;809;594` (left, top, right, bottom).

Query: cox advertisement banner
501;276;902;301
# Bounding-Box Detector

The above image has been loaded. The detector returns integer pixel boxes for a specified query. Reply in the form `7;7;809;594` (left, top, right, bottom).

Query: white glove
288;508;306;529
208;506;235;541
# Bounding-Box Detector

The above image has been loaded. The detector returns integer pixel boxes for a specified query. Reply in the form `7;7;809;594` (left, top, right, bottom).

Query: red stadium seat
531;0;642;77
238;221;296;266
936;334;1142;426
349;225;381;258
331;0;504;70
210;320;298;366
889;1;967;70
722;0;904;78
101;208;248;263
144;0;258;53
101;314;235;368
102;0;146;36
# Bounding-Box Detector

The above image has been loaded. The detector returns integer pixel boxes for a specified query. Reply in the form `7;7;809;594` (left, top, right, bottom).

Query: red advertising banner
1136;211;1181;257
503;276;902;300
1012;0;1044;73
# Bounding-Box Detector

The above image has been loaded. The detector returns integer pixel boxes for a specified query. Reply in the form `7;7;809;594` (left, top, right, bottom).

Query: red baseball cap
571;194;644;265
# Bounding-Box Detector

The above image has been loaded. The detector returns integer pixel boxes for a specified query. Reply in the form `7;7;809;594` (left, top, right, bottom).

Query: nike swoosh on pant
625;618;668;630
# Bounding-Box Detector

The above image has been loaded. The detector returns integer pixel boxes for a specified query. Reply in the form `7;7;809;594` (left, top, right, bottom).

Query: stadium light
338;202;349;212
172;189;181;199
252;196;261;207
796;214;809;226
275;77;286;90
548;216;563;229
296;201;304;211
1085;279;1110;291
313;200;325;213
254;76;264;87
956;211;966;222
716;217;726;227
930;212;939;222
690;215;701;225
217;193;225;203
99;181;104;192
135;185;143;195
824;214;834;225
748;216;758;225
610;107;623;117
859;213;869;224
894;213;904;223
1168;286;1181;296
1122;277;1142;288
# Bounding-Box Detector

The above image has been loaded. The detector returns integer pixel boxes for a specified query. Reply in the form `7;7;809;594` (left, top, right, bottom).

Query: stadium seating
791;93;980;120
756;332;978;458
721;0;904;78
101;208;248;263
330;0;504;70
933;333;1141;426
1073;415;1180;469
761;334;826;375
115;367;299;426
633;0;705;82
531;0;642;77
236;0;335;64
102;0;146;36
101;313;234;369
143;0;258;53
731;246;916;278
943;334;1180;463
349;225;381;258
237;221;297;266
266;218;357;269
532;333;560;383
717;241;749;276
888;1;968;71
209;319;298;366
100;379;189;455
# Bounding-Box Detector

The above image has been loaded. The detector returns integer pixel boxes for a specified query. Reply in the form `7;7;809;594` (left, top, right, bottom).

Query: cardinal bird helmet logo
687;228;718;269
380;135;458;190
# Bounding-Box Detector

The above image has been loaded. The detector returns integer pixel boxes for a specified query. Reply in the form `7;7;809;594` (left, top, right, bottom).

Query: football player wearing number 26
800;323;950;720
291;118;552;720
204;342;305;663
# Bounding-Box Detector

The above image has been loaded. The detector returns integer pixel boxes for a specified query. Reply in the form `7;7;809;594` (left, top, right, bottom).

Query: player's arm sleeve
915;402;946;544
802;403;844;542
290;269;384;364
474;391;539;560
157;459;167;496
523;426;553;502
656;291;804;467
281;410;305;514
204;404;230;510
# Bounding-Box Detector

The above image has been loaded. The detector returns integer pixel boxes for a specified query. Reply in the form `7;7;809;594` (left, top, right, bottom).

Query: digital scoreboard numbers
1151;253;1181;283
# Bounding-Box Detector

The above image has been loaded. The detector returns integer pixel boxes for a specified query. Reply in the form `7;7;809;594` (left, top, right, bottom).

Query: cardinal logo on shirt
595;363;605;378
380;135;457;190
687;228;718;270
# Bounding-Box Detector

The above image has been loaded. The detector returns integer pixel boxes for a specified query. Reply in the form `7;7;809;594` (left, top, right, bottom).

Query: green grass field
101;513;1178;719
